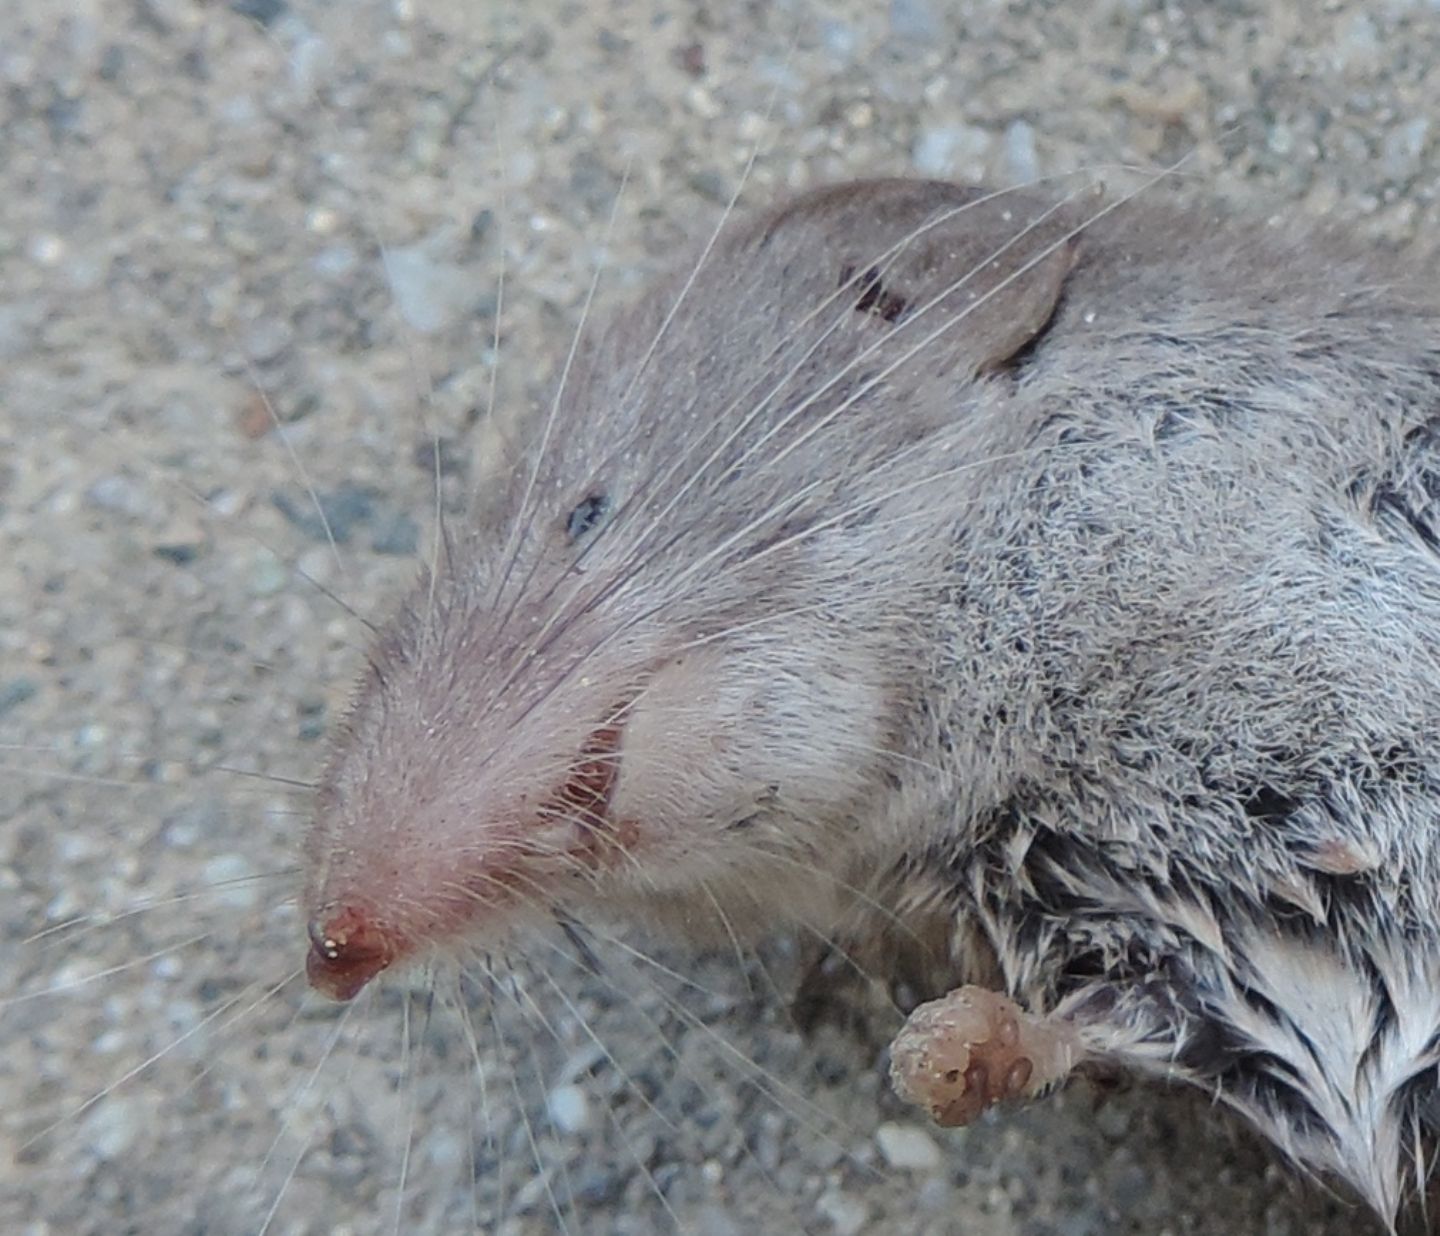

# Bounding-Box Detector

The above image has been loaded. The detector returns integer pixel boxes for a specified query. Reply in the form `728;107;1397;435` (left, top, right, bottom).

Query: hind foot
888;985;1082;1126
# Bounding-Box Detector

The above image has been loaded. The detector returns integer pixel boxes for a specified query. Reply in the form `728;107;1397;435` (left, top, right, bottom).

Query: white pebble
1005;119;1040;184
1334;12;1380;69
890;0;941;42
86;473;160;520
875;1120;944;1171
916;1173;954;1211
83;1098;141;1160
163;998;202;1035
297;545;336;589
384;239;475;334
1383;117;1431;178
555;1041;606;1083
816;1188;870;1235
546;1083;591;1134
313;244;358;279
248;549;289;596
202;854;259;908
422;1132;465;1170
28;233;65;265
912;123;992;179
820;20;858;60
289;34;334;95
0;300;42;361
150;955;183;980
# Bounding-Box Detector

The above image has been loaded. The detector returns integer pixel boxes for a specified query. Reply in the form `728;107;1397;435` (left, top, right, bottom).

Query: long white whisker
570;922;874;1172
390;984;421;1236
22;871;295;949
245;363;347;578
21;968;303;1153
483;967;575;1235
3;932;215;1008
254;999;358;1236
542;995;684;1226
612;44;790;411
490;160;635;644
508;179;1086;669
452;970;509;1232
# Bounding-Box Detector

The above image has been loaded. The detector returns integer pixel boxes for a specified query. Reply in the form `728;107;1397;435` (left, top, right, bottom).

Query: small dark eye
565;493;610;541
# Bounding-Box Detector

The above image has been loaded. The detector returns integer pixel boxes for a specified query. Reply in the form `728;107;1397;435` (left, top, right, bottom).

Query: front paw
888;985;1080;1126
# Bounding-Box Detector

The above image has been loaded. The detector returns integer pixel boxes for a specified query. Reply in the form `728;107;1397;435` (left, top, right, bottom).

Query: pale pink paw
888;985;1079;1127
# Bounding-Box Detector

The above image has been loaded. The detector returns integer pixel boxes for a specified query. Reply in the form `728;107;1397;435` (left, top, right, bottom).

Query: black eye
565;493;610;542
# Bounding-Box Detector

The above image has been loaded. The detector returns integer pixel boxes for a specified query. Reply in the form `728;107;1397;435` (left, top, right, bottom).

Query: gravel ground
4;1;1440;1233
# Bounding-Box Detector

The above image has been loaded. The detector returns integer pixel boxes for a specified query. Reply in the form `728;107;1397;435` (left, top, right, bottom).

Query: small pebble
689;169;732;204
28;234;65;265
82;1098;141;1160
547;1083;592;1134
151;542;199;566
73;723;108;751
150;955;183;980
244;317;291;364
555;1041;607;1084
228;0;287;25
1005;119;1040;184
0;300;43;362
201;854;259;909
820;20;858;60
816;1187;870;1235
1093;1098;1133;1141
889;0;941;42
916;1173;954;1211
384;239;477;335
1334;12;1380;70
85;473;160;521
312;244;358;279
370;512;420;557
248;549;289;596
271;483;376;544
875;1121;944;1171
1382;116;1430;179
0;678;38;716
572;1165;622;1206
297;696;327;741
912;123;993;178
1267;121;1295;156
289;33;332;93
421;1132;465;1170
1106;1156;1160;1217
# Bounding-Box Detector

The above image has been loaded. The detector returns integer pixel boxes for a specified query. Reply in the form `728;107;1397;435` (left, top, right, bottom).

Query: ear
872;181;1087;377
791;179;1091;376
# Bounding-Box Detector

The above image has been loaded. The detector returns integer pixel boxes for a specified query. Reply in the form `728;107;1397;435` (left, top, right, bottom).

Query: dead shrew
303;178;1440;1225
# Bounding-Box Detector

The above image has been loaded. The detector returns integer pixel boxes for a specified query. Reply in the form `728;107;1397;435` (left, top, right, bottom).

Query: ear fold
772;179;1092;377
960;226;1081;376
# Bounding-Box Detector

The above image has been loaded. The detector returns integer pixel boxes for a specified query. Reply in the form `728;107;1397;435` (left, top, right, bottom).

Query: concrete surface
4;1;1439;1233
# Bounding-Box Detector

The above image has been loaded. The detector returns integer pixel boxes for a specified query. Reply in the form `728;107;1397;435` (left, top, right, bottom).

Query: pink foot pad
888;985;1080;1127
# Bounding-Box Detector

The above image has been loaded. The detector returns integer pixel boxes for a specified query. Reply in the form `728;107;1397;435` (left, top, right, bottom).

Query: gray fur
307;178;1440;1223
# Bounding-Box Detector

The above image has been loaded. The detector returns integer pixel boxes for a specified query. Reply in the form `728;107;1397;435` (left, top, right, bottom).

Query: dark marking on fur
1373;486;1440;554
565;492;611;541
1242;784;1301;822
838;263;909;324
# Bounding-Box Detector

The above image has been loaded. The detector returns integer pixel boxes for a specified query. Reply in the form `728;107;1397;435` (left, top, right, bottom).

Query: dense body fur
307;179;1440;1223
